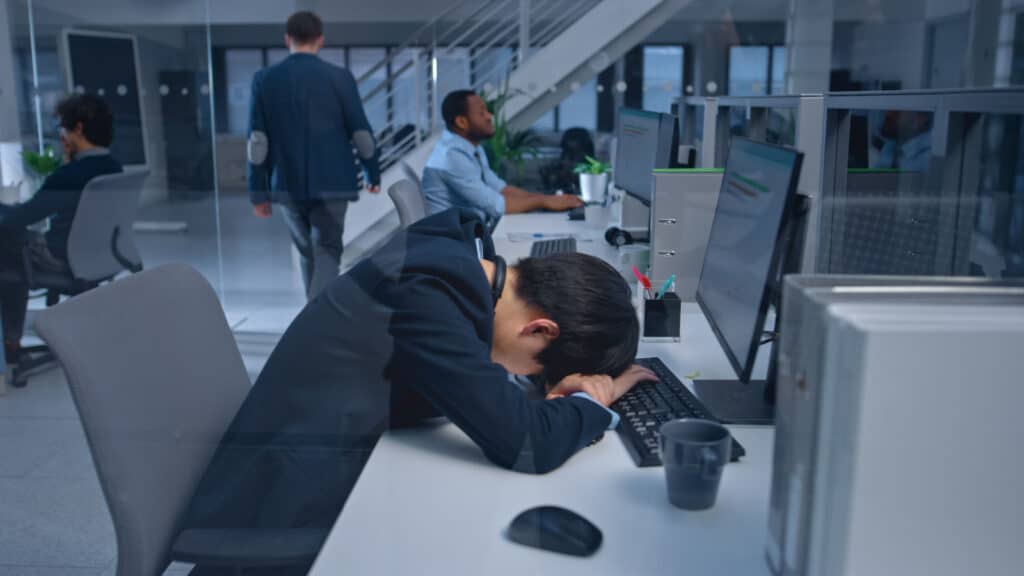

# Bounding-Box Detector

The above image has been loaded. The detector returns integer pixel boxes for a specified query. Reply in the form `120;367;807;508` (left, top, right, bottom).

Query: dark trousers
279;200;349;301
0;228;66;349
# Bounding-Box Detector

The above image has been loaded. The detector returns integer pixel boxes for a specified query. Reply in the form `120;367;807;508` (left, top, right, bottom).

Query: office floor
0;194;398;575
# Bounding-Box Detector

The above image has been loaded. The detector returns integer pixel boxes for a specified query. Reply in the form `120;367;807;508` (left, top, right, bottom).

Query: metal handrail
438;0;517;55
528;1;572;42
531;1;593;47
354;0;598;172
353;0;471;86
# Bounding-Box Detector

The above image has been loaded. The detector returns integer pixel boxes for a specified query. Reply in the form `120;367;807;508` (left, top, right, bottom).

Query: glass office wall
818;91;1024;280
6;0;228;305
642;45;684;113
963;112;1024;277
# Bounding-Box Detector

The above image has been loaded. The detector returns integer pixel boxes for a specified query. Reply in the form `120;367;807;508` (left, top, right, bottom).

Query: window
349;47;389;134
729;46;769;95
472;48;515;91
224;49;263;134
558;77;598;131
528;78;598;134
728;45;786;96
770;46;787;95
531;110;557;132
266;48;289;67
642;46;684;113
319;48;346;68
435;48;471;128
390;48;426;144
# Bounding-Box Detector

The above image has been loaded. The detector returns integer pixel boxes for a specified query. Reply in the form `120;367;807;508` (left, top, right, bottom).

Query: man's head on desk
484;253;639;383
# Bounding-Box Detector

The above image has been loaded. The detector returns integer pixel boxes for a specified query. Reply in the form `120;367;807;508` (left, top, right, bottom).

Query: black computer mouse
507;505;602;557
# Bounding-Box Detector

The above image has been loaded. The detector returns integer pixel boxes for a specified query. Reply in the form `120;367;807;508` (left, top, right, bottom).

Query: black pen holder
642;292;681;341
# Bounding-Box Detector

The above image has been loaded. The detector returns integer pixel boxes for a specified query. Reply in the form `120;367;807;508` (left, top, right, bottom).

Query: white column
518;0;531;66
784;0;835;94
965;0;1001;86
992;0;1019;86
0;0;25;196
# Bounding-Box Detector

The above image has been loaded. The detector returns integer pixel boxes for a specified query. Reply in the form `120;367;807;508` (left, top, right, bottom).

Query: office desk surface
309;209;775;575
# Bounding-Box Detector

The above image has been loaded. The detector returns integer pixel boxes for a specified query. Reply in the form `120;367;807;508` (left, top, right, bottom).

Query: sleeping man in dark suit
181;208;653;574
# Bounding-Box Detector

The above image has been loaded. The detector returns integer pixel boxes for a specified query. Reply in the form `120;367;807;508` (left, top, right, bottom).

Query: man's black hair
441;90;477;132
286;11;323;44
514;253;639;384
56;94;114;147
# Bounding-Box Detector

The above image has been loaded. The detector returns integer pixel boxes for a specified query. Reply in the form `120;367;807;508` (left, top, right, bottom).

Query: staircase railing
355;0;602;172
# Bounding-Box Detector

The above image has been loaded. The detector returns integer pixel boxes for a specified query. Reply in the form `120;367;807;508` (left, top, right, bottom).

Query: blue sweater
0;152;122;260
183;209;611;530
248;53;381;204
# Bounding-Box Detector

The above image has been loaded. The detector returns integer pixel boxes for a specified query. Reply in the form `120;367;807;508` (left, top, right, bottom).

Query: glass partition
817;89;1024;279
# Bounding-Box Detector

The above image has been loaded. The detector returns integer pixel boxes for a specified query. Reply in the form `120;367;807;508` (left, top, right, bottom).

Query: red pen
631;265;653;299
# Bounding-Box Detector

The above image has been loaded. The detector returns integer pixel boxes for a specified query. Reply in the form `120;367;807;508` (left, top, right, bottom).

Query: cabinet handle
657;218;678;224
658;250;676;256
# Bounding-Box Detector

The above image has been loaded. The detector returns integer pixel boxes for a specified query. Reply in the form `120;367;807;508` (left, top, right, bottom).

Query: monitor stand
692;329;779;426
691;378;774;425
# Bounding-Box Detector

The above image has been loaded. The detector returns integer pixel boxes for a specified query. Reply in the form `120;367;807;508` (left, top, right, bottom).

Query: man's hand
542;194;584;212
253;202;272;218
545;364;658;407
366;184;381;194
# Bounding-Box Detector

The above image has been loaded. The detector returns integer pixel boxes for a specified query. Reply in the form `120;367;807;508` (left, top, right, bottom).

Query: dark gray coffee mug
659;419;732;510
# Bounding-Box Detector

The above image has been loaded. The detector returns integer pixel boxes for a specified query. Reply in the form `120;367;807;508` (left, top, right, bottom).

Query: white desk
309;209;776;575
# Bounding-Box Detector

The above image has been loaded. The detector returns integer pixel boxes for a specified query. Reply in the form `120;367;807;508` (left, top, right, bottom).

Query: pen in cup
632;266;653;299
656;274;676;300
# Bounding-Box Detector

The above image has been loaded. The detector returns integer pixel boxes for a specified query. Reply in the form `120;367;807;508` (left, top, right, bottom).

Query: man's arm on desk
501;185;582;214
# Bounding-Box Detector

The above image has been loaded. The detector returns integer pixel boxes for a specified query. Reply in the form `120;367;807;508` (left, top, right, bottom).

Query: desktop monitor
693;137;804;424
613;107;676;205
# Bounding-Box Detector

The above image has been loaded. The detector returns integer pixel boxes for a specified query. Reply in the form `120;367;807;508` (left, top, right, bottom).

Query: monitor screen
613;108;674;204
696;137;803;381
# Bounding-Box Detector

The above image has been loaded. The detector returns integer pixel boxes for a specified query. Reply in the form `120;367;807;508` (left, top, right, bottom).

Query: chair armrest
170;527;328;568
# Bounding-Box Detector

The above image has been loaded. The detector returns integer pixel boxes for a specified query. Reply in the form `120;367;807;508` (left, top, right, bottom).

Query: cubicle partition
677;89;1024;280
677;94;827;273
678;95;803;169
814;88;1024;279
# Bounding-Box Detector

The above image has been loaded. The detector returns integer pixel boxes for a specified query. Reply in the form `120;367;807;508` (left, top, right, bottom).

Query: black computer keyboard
612;357;747;467
529;237;577;257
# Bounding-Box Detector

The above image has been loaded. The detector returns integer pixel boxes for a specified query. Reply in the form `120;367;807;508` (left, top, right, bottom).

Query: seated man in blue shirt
0;94;122;363
181;208;652;574
423;90;582;228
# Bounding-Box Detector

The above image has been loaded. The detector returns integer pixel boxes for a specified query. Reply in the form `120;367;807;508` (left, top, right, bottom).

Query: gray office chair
8;169;148;387
33;263;325;576
388;178;427;228
401;160;421;190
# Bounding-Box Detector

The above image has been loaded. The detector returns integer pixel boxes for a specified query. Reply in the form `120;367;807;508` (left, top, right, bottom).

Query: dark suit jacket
183;209;611;531
247;53;381;205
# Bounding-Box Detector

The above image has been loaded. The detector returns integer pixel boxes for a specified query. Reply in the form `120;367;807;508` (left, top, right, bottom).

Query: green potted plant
573;155;610;203
22;146;62;178
17;146;61;202
482;85;540;185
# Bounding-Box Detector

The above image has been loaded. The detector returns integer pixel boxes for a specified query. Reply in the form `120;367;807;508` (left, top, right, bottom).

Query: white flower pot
579;172;608;204
0;184;20;206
